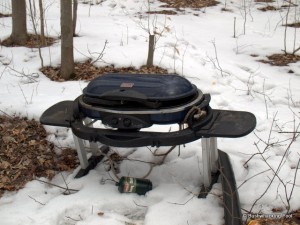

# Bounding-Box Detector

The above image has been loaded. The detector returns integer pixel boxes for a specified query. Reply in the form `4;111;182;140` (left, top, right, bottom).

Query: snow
0;0;300;224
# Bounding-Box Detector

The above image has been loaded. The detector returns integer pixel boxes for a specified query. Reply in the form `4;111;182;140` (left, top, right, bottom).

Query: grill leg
73;119;110;178
202;138;211;188
199;137;220;198
83;118;98;156
73;134;88;169
210;137;218;173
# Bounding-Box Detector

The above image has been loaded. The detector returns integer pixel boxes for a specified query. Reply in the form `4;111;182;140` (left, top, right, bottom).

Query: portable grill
77;74;211;130
40;73;256;225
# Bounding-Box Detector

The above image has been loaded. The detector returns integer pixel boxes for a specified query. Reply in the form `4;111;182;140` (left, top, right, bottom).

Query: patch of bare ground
259;53;300;66
0;34;56;48
159;0;219;9
284;22;300;28
281;3;298;8
255;0;274;2
0;13;11;17
221;7;233;12
0;115;78;197
147;9;177;15
40;60;169;81
258;5;278;11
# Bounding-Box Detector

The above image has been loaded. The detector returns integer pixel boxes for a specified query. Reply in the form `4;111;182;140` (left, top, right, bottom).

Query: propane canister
117;176;152;195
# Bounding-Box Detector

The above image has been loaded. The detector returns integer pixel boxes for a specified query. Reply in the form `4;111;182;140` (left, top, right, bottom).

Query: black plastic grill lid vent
83;74;198;102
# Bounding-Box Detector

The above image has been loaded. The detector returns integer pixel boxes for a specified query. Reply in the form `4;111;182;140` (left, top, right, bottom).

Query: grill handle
85;89;162;109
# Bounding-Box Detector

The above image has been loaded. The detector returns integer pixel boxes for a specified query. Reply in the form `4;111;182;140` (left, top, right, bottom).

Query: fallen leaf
29;140;36;146
0;161;11;169
2;136;17;144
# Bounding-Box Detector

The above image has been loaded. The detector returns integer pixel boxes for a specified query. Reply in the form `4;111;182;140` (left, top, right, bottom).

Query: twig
150;145;177;157
0;109;13;118
262;79;268;119
181;42;189;75
28;0;44;67
133;200;148;208
65;216;81;222
237;169;271;189
243;115;278;166
233;17;236;38
60;173;71;195
18;83;29;105
168;195;195;205
282;0;298;7
207;40;230;77
35;178;79;193
249;159;278;213
249;119;300;214
123;157;157;165
88;40;108;65
287;79;297;107
28;195;46;205
292;45;300;54
286;158;300;214
3;64;38;82
278;131;300;134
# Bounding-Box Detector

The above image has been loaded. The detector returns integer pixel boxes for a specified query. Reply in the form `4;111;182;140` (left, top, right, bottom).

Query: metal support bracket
73;134;89;169
72;118;110;178
84;118;99;156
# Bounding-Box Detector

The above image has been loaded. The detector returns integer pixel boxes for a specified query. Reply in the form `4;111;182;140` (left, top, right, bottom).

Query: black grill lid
83;74;198;102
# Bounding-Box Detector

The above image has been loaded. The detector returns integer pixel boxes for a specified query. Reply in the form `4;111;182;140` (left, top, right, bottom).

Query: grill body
78;74;210;129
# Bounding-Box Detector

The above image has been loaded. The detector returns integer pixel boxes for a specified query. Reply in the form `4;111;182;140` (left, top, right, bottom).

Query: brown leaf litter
1;34;56;48
0;116;78;197
259;53;300;66
159;0;219;9
40;60;169;81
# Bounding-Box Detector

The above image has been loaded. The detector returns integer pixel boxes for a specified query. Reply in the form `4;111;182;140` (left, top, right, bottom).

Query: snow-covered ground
0;0;300;224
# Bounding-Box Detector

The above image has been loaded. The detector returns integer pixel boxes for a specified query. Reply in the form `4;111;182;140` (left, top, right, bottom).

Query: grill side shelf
71;109;256;147
40;101;73;127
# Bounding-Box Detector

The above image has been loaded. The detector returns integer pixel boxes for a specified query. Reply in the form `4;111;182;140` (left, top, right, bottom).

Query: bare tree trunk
60;0;74;80
39;0;46;46
73;0;78;36
146;34;155;67
11;0;27;45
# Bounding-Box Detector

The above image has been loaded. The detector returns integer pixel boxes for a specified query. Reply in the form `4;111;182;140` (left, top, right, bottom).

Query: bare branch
28;195;46;205
87;40;108;65
35;178;79;193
